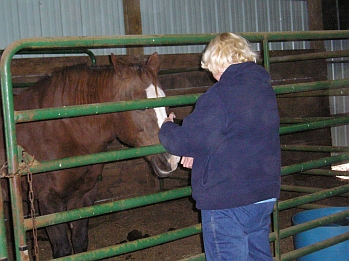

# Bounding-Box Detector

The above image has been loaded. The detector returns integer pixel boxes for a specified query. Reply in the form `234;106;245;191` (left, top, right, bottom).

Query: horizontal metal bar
281;154;349;176
241;30;349;42
270;50;349;63
21;153;349;224
15;94;201;123
24;186;192;230
281;232;349;261
54;224;202;261
14;49;96;65
23;144;165;175
277;88;349;97
1;34;217;63
270;207;349;241
278;184;349;211
285;231;349;261
281;184;349;197
22;144;348;178
297;169;349;177
13;78;348;124
280;115;347;124
273;78;349;95
178;253;206;261
21;143;348;179
279;116;349;135
297;203;334;210
281;144;349;152
281;185;327;194
3;30;347;56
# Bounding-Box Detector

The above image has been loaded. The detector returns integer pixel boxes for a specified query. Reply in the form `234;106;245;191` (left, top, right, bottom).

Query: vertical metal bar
0;47;29;261
0;181;9;260
262;35;271;72
272;202;281;261
9;176;28;261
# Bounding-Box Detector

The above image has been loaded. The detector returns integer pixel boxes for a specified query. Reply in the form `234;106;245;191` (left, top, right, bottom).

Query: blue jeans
201;202;275;261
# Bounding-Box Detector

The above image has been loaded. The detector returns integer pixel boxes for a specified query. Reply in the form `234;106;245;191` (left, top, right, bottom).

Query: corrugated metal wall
0;0;347;148
0;0;309;55
141;0;309;54
326;39;349;149
0;0;126;56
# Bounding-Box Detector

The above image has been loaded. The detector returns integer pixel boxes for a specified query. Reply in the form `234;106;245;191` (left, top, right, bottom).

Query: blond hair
201;32;258;75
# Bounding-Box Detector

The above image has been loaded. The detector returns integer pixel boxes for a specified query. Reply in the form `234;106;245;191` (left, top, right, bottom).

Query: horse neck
43;66;117;106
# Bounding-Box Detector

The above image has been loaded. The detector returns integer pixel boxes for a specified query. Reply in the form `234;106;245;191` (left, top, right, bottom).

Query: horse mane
41;61;158;106
44;65;112;105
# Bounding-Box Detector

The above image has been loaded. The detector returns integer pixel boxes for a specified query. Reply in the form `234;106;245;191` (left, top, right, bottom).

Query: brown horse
0;52;179;258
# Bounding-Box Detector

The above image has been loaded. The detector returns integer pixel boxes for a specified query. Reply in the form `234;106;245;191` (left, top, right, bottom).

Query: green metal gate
1;31;349;261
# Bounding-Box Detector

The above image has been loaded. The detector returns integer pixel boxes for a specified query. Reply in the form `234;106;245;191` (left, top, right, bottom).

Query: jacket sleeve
158;91;226;157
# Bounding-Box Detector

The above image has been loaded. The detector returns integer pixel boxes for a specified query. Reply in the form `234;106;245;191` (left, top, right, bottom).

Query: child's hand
181;156;194;169
163;112;176;123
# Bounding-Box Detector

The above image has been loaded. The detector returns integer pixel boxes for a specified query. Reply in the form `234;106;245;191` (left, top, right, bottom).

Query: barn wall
140;0;309;54
326;39;349;149
1;0;347;148
0;0;309;56
0;0;126;56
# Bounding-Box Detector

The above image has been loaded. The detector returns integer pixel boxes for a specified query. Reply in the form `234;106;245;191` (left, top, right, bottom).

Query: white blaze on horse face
145;84;181;171
145;84;167;128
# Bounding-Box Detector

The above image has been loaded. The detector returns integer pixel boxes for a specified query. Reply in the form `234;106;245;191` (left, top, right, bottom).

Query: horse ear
146;52;160;74
110;53;123;77
111;53;121;67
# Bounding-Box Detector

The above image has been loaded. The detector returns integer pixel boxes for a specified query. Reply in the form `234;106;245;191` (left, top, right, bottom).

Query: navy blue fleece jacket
159;62;281;210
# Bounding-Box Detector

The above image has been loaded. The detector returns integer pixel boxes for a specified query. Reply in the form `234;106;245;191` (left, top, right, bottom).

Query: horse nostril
158;153;170;166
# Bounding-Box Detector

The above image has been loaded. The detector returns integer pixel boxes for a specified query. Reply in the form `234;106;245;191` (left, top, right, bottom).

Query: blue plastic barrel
292;207;349;261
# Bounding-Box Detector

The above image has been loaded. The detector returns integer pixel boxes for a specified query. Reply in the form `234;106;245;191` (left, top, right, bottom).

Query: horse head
0;52;181;259
110;53;180;177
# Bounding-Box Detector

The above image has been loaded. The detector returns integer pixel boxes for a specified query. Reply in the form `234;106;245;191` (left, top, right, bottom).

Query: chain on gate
1;151;40;261
25;159;40;261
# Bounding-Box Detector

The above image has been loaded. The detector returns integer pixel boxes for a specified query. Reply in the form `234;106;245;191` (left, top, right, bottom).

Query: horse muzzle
151;153;180;178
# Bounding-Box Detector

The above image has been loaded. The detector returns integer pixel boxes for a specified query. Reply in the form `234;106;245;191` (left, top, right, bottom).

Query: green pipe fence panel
0;30;348;261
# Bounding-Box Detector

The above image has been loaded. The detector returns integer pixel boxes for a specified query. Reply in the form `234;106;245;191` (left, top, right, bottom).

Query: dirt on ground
21;172;347;261
33;197;202;261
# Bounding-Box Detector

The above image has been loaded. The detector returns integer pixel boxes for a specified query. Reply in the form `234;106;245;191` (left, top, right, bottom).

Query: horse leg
38;195;72;258
69;178;99;254
70;218;89;253
46;223;72;258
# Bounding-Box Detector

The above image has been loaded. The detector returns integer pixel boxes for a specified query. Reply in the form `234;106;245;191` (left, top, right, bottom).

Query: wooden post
122;0;144;55
307;0;325;50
